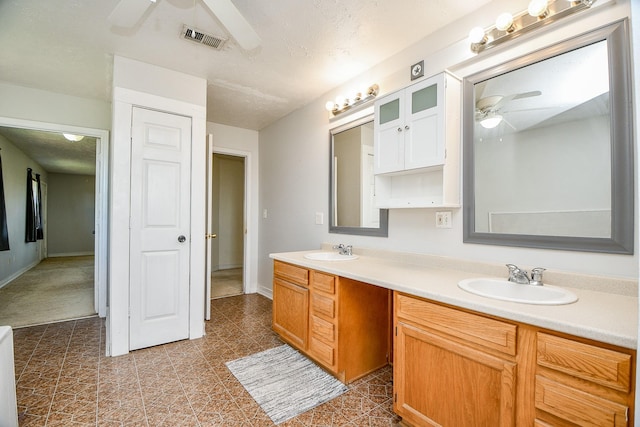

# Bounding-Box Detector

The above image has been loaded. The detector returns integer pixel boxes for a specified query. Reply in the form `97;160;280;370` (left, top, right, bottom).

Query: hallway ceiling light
469;0;596;54
63;133;85;142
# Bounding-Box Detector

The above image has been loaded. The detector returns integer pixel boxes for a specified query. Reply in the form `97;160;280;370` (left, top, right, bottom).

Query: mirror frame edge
462;19;634;254
329;114;389;237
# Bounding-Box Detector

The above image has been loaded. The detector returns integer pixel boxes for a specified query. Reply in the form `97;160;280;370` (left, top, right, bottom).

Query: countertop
269;249;638;349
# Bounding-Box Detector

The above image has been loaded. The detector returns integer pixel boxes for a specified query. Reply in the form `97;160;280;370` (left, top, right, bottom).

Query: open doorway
210;153;245;299
0;118;108;327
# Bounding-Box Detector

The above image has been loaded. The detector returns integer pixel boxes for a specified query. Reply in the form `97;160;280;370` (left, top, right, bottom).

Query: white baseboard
0;259;40;289
48;251;94;258
212;263;242;271
257;284;273;300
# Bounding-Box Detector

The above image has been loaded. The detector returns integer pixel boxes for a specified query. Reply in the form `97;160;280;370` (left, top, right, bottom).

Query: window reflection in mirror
330;115;388;237
463;21;633;254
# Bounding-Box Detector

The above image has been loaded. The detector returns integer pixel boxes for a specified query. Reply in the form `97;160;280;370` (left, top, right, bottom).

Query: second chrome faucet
333;243;353;256
506;264;545;286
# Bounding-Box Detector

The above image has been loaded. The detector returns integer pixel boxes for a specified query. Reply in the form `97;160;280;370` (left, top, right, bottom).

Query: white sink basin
304;252;359;261
458;278;578;305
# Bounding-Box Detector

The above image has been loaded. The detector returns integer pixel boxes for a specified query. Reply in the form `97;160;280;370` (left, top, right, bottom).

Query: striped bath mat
226;344;348;424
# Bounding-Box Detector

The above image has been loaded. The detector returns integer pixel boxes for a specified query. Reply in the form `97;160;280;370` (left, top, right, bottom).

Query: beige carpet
211;267;243;299
0;256;96;328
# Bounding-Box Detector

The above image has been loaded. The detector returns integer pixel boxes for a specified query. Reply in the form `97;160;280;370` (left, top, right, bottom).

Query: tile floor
13;294;400;426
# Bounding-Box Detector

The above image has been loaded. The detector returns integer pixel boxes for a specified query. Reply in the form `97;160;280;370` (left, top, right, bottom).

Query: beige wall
211;154;244;270
47;173;95;256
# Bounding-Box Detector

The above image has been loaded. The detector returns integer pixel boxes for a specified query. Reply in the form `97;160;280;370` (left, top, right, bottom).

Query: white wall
0;82;111;130
258;0;637;296
47;173;95;257
0;135;47;287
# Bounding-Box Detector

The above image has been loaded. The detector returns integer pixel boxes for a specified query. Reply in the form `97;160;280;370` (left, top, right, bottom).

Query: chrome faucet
333;244;353;256
506;264;545;286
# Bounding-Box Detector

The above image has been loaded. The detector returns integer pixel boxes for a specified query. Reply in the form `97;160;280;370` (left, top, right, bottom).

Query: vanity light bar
469;0;596;54
325;84;380;117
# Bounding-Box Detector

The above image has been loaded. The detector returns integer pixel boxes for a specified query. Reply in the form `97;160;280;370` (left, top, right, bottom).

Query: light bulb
325;101;336;112
495;13;514;32
468;27;487;45
528;0;548;17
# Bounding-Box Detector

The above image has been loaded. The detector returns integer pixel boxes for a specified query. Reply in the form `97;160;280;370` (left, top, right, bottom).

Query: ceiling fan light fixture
63;133;85;142
480;115;503;129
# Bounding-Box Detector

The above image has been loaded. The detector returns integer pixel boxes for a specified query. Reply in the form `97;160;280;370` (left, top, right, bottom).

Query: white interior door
129;107;192;351
205;134;214;320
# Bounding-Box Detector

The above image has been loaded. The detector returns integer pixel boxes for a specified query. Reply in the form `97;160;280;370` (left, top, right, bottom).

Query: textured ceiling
0;0;494;173
0;127;97;175
0;0;492;131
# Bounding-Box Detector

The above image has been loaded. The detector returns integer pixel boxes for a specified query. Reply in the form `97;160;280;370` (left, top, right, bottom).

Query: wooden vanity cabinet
272;261;309;350
394;292;517;427
534;333;634;426
393;291;636;427
272;261;390;383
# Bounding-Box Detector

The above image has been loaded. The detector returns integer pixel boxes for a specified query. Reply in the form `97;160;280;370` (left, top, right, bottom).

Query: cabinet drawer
311;292;335;320
309;335;335;368
310;314;335;344
537;333;631;393
274;261;308;286
395;292;516;356
312;271;336;295
535;376;628;427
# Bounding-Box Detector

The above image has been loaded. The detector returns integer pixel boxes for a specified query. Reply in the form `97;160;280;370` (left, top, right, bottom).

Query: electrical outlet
436;211;452;229
315;212;324;225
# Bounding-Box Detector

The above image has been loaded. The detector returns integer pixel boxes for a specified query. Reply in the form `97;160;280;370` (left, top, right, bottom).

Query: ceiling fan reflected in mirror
475;90;542;129
108;0;261;51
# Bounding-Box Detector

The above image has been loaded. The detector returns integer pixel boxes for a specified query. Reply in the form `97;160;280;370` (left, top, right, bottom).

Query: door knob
178;235;186;243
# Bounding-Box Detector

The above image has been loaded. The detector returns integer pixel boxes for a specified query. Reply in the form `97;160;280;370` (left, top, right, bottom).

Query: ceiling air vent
181;25;226;50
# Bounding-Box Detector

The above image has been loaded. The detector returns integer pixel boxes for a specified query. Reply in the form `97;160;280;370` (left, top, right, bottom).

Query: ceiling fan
108;0;261;51
475;90;542;129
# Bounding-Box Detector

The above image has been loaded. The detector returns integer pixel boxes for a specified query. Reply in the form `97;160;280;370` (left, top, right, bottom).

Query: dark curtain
35;173;43;240
25;168;36;242
0;152;9;251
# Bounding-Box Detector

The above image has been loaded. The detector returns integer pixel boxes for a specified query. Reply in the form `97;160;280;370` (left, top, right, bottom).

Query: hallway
13;294;398;426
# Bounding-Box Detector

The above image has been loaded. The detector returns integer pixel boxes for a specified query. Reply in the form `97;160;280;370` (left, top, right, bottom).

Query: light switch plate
315;212;324;225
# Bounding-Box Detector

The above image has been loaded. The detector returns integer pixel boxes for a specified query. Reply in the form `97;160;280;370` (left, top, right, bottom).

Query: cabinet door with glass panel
374;73;445;174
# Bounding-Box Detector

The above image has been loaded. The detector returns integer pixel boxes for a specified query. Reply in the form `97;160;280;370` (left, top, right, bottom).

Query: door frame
207;141;253;302
0;116;109;318
110;87;206;356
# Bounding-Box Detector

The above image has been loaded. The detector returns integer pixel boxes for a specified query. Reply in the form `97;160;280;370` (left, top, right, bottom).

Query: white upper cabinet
374;72;461;208
375;73;448;174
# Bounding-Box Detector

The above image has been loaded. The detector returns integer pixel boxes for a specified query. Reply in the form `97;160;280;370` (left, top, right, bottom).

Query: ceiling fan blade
201;0;261;50
512;90;542;100
108;0;154;28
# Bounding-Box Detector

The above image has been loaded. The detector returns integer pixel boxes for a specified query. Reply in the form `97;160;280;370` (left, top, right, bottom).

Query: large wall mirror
330;115;388;237
463;20;633;254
